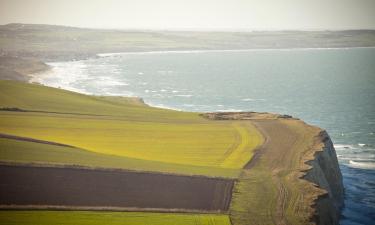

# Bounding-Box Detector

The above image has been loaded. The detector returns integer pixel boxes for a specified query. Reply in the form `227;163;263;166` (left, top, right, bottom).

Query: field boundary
0;133;75;148
0;205;228;214
0;161;236;180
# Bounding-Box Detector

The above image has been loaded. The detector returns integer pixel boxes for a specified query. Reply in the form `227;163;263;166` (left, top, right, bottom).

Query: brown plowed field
0;165;234;212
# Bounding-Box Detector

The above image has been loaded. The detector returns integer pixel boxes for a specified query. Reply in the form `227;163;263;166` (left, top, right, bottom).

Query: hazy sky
1;0;375;30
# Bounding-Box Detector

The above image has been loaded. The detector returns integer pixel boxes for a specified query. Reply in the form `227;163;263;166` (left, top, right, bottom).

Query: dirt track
0;165;233;212
229;118;323;225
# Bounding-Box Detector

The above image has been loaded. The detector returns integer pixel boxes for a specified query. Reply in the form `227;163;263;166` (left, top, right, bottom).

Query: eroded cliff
202;112;344;225
303;130;344;225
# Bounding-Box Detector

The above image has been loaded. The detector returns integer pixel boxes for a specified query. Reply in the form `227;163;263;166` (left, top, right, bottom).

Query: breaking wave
348;160;375;170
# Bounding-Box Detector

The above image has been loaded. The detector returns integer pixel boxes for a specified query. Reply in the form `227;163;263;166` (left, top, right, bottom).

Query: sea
33;47;375;224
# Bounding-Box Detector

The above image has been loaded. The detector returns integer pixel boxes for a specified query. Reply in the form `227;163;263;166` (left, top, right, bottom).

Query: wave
358;143;373;148
145;102;182;111
174;94;193;98
348;160;375;170
103;91;134;97
95;76;128;86
241;98;266;102
182;104;195;107
30;61;91;95
340;155;375;161
217;109;243;112
334;144;356;150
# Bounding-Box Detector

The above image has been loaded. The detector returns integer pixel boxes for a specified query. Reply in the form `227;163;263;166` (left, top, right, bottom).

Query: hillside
0;80;262;177
0;81;343;225
1;23;375;61
0;56;49;81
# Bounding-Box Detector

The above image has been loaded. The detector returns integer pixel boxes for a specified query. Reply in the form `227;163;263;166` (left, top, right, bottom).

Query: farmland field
0;211;231;225
0;137;240;178
0;80;262;177
0;80;262;223
0;164;234;211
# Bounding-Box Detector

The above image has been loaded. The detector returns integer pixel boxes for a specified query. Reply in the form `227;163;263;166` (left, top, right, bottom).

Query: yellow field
0;80;263;177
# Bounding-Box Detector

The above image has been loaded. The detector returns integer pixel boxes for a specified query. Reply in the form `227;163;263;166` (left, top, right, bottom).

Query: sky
0;0;375;30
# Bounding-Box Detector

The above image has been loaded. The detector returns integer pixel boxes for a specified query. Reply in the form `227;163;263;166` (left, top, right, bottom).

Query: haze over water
35;47;375;224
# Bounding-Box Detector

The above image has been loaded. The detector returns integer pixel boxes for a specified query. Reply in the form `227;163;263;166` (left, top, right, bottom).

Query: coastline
1;23;373;225
0;80;345;224
0;56;51;82
24;45;375;113
9;46;372;88
28;66;53;84
1;47;350;225
96;46;375;57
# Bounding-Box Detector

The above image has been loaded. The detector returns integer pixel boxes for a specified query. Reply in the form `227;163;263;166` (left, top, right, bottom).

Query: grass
0;137;240;178
229;120;322;225
0;211;231;225
0;80;262;177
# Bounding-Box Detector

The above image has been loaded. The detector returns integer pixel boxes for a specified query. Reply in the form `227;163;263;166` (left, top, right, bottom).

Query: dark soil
0;165;234;212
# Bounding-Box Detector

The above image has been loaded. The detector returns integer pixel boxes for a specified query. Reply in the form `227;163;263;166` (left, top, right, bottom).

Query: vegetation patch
229;119;323;225
0;80;262;177
0;211;231;225
0;138;240;178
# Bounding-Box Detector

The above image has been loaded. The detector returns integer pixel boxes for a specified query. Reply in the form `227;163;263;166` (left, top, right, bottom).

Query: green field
0;211;231;225
0;80;264;224
0;137;240;178
0;80;262;177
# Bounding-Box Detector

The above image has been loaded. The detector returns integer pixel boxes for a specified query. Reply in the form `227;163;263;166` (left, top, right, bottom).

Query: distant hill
0;56;49;81
1;23;375;61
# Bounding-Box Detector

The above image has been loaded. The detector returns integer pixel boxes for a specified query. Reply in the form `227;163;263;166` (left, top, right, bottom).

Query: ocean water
34;48;375;224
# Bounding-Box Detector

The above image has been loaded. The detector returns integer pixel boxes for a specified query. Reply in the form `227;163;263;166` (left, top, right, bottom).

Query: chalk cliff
202;112;344;225
303;130;344;225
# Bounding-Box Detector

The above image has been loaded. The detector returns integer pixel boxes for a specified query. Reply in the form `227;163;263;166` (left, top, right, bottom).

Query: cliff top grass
0;80;263;178
228;118;327;225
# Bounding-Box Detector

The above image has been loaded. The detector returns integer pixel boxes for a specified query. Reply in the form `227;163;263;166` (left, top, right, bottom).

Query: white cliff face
303;131;344;225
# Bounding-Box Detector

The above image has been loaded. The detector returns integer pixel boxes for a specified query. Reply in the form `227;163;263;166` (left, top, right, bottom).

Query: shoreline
26;46;375;114
96;46;375;57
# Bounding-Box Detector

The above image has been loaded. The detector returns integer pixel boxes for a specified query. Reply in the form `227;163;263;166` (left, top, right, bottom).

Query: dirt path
230;118;321;225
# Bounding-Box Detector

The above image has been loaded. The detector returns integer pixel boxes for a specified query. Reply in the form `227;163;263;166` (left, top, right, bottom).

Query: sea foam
348;160;375;170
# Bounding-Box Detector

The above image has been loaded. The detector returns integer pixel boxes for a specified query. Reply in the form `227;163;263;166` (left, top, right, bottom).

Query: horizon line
2;22;375;32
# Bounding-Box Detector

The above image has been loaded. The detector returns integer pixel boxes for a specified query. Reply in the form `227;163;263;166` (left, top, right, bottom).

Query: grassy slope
0;56;49;75
0;80;262;224
0;211;231;225
0;137;239;178
0;80;262;177
0;56;50;81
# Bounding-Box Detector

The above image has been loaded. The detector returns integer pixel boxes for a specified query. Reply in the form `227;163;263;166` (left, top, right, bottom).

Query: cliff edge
303;130;344;224
202;112;344;225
